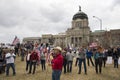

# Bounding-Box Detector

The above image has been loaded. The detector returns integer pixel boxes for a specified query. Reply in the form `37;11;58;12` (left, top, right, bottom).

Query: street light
93;16;103;47
93;16;102;30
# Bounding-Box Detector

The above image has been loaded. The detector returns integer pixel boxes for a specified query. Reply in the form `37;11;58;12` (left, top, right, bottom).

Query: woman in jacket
112;48;119;68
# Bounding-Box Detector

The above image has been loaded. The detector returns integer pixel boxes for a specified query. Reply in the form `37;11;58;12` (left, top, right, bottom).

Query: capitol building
23;7;120;48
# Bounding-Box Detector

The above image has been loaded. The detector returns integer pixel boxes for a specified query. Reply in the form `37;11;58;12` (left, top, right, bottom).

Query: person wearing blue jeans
41;60;46;71
86;49;94;66
78;48;87;74
78;58;87;74
5;50;16;76
66;50;74;73
51;46;63;80
52;70;62;80
40;52;46;71
67;61;73;72
6;63;16;76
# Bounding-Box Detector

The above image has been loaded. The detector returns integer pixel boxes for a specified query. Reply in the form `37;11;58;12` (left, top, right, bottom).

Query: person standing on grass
78;47;87;75
102;49;108;67
40;51;46;71
75;49;80;66
5;49;16;76
14;45;19;56
66;50;74;73
94;47;103;74
112;48;119;68
62;50;67;74
20;47;25;61
51;46;63;80
86;48;94;66
28;49;39;74
26;50;31;72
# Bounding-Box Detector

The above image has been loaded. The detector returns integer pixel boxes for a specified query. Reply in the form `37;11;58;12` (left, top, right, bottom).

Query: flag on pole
12;36;20;46
46;50;53;63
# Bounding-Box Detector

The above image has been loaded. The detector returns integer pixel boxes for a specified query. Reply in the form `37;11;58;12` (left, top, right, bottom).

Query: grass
0;57;120;80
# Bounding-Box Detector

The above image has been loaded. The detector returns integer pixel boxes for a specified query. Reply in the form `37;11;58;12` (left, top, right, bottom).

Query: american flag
12;36;20;46
46;51;53;63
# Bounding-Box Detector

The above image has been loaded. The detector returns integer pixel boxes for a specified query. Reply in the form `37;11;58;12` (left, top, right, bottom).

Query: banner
106;57;112;64
118;57;120;65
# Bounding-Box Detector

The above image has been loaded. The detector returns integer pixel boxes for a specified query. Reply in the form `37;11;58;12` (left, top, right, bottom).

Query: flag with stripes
12;36;20;46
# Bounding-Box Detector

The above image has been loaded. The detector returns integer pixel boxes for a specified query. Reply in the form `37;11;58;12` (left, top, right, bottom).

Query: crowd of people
0;42;120;80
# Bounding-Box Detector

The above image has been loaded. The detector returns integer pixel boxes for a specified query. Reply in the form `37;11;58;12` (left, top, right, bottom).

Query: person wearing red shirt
51;46;63;80
28;49;39;74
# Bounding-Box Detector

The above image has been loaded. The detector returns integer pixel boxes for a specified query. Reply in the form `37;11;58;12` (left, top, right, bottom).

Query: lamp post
93;16;102;31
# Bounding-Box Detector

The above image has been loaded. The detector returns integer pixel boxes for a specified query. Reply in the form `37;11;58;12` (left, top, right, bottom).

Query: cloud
0;0;120;43
0;0;27;27
113;0;120;6
108;0;120;11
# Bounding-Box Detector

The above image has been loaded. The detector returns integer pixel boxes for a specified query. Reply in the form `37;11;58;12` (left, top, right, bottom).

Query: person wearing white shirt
75;49;80;66
66;50;74;72
26;51;31;71
5;50;16;76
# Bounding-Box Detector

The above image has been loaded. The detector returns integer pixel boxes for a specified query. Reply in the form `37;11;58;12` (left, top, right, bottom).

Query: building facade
23;37;41;44
66;7;90;47
23;7;120;48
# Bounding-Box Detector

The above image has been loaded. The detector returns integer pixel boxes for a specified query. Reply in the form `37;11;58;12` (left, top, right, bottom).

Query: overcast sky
0;0;120;43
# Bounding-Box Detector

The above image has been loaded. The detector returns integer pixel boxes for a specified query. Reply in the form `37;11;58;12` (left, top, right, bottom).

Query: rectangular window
71;37;74;44
76;22;82;27
75;37;78;42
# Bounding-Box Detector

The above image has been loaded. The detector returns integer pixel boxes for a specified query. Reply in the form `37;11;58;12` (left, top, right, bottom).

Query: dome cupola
72;6;88;20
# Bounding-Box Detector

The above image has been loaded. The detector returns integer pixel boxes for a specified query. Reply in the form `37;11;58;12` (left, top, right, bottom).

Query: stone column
73;37;75;47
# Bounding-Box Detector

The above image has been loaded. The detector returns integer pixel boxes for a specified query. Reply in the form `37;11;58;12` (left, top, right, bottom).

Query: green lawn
0;57;120;80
